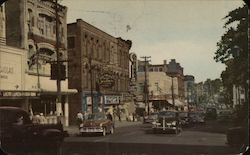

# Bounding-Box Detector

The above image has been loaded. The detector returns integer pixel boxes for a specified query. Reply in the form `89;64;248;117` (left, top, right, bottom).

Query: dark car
0;106;65;154
188;111;205;125
79;113;114;136
143;112;158;124
152;110;181;134
205;107;217;120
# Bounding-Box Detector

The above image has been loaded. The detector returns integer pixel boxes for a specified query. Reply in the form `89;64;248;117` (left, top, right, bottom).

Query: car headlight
171;121;176;125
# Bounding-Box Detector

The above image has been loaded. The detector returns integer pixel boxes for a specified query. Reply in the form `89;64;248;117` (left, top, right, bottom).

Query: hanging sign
99;73;115;88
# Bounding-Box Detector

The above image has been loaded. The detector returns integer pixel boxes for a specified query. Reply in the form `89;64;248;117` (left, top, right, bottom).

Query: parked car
217;109;233;123
188;112;205;125
0;106;65;154
178;112;189;127
205;107;217;120
79;112;114;136
143;112;158;124
152;110;181;134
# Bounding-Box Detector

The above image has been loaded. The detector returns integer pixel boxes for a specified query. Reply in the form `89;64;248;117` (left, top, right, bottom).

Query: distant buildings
184;75;195;109
136;59;187;112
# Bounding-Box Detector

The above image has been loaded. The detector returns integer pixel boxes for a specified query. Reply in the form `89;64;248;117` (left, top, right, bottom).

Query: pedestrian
107;112;113;121
40;113;46;124
32;112;41;124
117;109;121;122
76;111;83;126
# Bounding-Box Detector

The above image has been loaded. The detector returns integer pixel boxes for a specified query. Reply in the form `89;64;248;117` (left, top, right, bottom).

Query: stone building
2;0;76;126
67;19;132;124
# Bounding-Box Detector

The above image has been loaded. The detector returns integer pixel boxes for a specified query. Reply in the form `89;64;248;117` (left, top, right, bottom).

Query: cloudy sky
61;0;244;83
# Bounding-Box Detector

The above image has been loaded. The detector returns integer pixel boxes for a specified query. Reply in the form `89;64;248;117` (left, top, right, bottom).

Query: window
68;37;75;49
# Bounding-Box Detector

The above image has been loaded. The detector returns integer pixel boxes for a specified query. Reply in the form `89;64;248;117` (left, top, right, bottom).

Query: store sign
0;51;22;90
99;73;114;88
0;91;38;97
104;96;120;104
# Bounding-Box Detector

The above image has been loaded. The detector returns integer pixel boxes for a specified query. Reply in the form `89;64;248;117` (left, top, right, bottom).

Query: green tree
214;4;248;86
214;4;248;125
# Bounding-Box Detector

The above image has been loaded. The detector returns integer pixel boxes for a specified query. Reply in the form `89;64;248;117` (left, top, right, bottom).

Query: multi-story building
0;4;6;45
67;19;132;124
184;75;195;109
137;60;185;112
166;59;185;100
2;0;76;126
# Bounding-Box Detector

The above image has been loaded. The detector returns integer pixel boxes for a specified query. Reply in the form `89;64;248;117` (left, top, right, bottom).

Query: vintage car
152;110;181;134
178;111;189;127
188;112;205;125
79;113;114;136
143;112;158;124
0;106;65;154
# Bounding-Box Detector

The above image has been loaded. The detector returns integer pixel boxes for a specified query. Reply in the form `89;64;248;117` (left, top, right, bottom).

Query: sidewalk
64;120;142;136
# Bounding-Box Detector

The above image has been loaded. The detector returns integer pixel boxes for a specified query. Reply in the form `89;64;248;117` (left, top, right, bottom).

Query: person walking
107;112;113;121
76;111;83;126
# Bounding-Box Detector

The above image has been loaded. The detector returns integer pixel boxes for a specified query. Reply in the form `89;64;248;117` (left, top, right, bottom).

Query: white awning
167;99;186;107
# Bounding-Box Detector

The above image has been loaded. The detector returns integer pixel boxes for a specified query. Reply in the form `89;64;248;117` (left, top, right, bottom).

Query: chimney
163;60;167;64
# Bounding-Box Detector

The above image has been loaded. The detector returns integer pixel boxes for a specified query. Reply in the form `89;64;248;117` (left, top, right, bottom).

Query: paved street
60;120;239;155
3;121;240;155
65;122;227;146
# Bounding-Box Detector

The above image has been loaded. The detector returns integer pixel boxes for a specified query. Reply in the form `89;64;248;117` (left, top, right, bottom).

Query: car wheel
110;126;114;134
102;127;106;136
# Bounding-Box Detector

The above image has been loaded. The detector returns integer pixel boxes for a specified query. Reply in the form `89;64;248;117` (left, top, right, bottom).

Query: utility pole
171;76;175;109
55;0;62;117
140;56;151;115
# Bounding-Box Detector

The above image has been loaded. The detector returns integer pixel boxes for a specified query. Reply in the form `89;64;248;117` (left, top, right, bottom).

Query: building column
64;95;69;127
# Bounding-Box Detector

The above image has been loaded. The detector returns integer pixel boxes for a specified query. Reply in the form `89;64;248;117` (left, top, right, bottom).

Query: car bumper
80;127;103;133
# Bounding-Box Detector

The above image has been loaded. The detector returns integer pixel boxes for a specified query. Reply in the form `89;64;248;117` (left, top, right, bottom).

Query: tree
214;4;248;125
214;4;248;86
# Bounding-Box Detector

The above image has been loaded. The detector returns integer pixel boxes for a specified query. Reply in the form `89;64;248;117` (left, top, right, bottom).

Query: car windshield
158;111;176;118
179;112;188;117
87;113;105;120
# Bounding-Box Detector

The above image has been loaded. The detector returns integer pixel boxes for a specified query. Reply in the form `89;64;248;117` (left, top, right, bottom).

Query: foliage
214;4;248;86
214;4;248;108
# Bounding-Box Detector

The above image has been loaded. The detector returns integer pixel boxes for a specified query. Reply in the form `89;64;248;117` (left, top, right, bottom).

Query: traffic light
50;63;66;80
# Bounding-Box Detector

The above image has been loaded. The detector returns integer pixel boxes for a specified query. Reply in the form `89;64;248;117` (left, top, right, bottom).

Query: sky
61;0;244;83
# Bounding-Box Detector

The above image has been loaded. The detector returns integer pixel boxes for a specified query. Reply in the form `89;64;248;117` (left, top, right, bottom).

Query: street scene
0;0;249;155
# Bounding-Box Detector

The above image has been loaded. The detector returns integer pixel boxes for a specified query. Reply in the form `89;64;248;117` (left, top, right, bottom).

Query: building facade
184;75;195;110
2;0;76;126
166;59;185;100
67;19;132;124
0;4;6;45
136;60;185;112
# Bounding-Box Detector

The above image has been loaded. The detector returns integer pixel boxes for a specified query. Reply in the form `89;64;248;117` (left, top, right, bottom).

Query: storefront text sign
99;73;115;88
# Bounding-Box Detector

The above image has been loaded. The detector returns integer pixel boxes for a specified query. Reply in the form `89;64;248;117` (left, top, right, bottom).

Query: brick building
67;19;132;124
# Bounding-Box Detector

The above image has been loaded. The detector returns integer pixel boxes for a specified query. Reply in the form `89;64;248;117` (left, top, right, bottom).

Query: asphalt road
61;121;240;155
65;123;228;146
2;121;241;155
